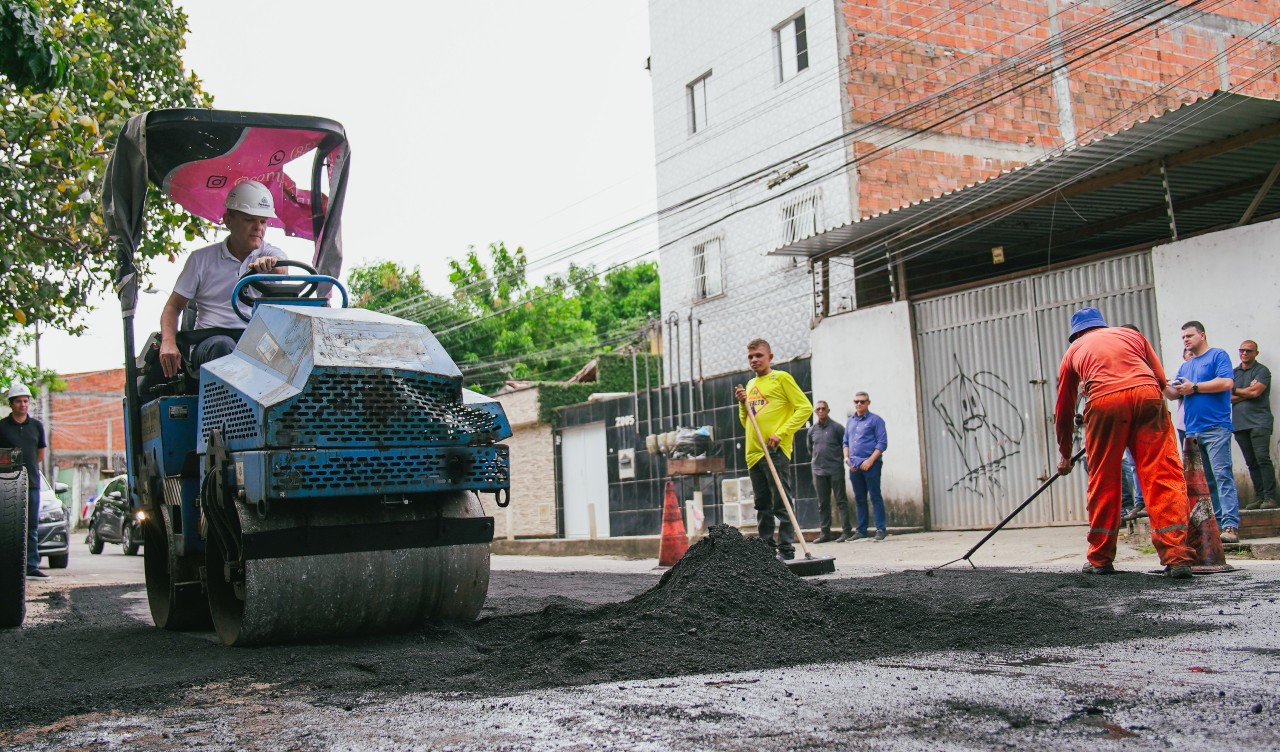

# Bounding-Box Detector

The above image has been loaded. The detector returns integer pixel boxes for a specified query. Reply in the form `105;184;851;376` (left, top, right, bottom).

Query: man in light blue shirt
842;391;889;541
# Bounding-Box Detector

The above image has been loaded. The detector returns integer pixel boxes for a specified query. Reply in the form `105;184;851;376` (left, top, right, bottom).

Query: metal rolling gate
914;252;1160;530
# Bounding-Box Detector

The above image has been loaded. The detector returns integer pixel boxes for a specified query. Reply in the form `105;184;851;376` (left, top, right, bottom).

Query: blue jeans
27;486;39;572
1120;449;1144;513
191;335;237;370
1192;425;1240;530
849;460;886;534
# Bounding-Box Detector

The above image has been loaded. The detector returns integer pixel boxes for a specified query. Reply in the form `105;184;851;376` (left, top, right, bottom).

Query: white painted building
648;1;854;379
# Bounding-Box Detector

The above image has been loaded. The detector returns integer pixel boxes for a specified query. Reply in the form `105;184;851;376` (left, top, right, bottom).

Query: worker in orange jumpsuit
1054;307;1194;578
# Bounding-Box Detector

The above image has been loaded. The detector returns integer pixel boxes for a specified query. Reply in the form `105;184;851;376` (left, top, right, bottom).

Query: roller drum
207;491;490;646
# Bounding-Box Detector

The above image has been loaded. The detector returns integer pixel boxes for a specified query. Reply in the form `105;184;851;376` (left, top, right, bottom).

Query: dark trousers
849;460;886;534
749;450;795;556
812;473;852;535
1235;427;1277;502
27;486;39;572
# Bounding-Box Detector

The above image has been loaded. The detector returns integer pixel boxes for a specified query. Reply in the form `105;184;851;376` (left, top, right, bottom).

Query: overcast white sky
30;0;658;375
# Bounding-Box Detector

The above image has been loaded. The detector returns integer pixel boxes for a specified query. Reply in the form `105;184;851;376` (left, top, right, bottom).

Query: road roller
103;110;511;645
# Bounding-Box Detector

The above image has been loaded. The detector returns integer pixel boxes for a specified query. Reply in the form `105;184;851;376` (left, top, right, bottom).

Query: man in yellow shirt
735;338;813;559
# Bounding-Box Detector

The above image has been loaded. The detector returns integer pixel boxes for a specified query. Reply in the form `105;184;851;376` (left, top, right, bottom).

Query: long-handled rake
926;447;1086;575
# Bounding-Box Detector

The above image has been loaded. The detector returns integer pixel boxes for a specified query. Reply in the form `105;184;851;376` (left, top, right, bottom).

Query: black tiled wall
555;358;820;537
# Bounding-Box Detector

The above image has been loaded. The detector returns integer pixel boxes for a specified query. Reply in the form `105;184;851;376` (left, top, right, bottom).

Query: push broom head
785;553;837;577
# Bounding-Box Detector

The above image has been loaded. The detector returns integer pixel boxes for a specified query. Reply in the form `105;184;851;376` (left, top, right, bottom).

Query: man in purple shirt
842;391;889;541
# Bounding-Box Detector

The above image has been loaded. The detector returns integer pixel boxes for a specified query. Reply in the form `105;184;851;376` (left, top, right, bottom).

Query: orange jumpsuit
1055;328;1193;568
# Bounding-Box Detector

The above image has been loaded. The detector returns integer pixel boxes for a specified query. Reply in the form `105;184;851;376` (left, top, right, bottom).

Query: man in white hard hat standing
0;383;48;578
158;180;286;378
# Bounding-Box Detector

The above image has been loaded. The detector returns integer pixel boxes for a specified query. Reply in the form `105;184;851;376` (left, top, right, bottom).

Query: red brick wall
50;369;126;453
843;0;1280;217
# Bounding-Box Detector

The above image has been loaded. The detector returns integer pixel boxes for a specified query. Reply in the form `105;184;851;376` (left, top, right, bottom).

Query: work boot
813;532;839;544
1080;562;1116;575
874;530;888;542
836;532;852;542
1260;498;1280;510
26;569;48;578
847;532;868;542
1220;527;1240;544
778;549;796;561
1164;564;1193;579
1241;498;1263;511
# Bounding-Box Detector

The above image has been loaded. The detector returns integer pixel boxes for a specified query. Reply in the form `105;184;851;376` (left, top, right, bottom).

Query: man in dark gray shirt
807;401;853;542
0;383;48;577
1232;339;1277;510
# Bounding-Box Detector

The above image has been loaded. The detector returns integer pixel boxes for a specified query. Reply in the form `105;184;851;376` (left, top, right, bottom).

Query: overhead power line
373;0;1223;319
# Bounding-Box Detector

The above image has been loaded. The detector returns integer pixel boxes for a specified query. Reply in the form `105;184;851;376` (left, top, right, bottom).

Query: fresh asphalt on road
2;529;1277;751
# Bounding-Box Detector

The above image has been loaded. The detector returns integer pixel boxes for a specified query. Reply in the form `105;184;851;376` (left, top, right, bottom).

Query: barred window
780;190;822;245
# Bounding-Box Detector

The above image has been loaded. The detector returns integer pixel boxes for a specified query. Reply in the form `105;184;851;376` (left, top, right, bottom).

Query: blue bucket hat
1068;307;1108;342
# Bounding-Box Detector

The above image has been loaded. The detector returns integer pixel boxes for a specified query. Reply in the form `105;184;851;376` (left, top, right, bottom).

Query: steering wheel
235;259;318;322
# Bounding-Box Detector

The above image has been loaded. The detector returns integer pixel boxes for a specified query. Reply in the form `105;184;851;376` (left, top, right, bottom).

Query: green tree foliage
0;0;69;90
1;0;211;381
347;245;661;394
567;260;660;339
347;259;430;310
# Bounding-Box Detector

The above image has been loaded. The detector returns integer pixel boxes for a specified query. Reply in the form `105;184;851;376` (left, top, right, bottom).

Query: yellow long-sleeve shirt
738;369;813;468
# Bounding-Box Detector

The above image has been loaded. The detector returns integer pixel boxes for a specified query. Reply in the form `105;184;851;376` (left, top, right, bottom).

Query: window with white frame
775;12;809;83
688;72;710;134
780;189;822;245
692;236;724;301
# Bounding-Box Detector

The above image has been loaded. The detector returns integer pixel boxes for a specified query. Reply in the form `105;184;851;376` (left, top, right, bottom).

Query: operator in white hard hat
158;180;286;378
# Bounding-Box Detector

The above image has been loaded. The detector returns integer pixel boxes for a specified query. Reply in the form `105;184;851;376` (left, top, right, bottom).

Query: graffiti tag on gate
931;354;1026;498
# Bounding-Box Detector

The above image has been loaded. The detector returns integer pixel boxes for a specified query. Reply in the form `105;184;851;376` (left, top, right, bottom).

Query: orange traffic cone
1182;437;1234;574
657;480;689;567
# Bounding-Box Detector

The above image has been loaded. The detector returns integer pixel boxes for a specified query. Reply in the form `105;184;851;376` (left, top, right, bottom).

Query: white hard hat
6;383;32;401
224;180;277;219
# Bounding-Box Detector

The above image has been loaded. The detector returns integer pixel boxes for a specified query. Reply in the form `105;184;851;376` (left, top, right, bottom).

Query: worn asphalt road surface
1;526;1277;750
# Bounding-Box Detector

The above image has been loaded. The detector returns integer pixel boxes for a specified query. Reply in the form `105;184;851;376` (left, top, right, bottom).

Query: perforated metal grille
269;447;509;496
269;371;502;447
201;381;259;442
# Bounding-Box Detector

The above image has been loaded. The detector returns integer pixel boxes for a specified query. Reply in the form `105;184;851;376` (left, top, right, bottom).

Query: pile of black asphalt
0;525;1205;732
462;524;1202;689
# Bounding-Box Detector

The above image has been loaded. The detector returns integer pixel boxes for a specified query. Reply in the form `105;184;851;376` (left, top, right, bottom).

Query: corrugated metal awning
772;92;1280;263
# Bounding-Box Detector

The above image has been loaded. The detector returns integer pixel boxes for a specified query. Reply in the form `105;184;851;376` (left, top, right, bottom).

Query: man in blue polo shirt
1165;320;1240;543
842;391;889;541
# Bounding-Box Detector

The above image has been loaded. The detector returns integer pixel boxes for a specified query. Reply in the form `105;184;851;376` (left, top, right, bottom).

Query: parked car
37;473;70;569
86;474;144;556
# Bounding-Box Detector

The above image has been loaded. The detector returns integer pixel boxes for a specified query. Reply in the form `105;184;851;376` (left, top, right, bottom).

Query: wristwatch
1192;383;1200;394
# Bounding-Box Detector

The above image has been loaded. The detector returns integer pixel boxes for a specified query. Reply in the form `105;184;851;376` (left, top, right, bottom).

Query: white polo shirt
172;239;287;330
